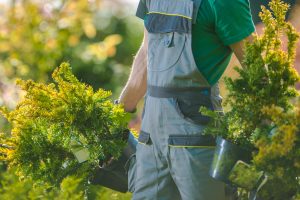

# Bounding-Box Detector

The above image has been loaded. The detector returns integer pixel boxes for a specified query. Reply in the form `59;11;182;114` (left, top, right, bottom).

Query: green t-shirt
136;0;255;85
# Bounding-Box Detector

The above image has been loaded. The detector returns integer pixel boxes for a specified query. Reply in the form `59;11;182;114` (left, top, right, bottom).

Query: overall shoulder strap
144;0;194;33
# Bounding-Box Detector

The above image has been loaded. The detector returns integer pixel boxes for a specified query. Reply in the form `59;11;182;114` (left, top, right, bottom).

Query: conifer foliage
223;0;300;147
0;62;130;185
224;3;300;198
202;0;300;148
202;0;300;199
254;100;300;199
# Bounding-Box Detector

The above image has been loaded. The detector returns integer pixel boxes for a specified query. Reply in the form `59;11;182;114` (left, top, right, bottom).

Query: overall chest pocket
175;94;214;125
145;0;194;72
148;32;186;72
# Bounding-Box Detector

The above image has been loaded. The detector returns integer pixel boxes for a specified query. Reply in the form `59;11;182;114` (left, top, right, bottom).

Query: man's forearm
230;34;255;68
119;37;148;112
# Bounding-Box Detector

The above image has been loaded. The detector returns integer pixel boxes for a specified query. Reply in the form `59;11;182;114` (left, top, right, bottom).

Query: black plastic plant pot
90;131;138;193
209;137;252;184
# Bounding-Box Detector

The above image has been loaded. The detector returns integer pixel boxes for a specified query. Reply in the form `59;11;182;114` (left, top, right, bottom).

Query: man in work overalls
119;0;255;199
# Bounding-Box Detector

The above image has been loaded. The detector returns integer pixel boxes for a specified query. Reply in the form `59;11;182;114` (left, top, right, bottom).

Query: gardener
119;0;255;199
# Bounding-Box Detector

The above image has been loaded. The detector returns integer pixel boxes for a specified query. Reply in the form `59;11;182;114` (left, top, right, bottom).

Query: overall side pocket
168;134;216;172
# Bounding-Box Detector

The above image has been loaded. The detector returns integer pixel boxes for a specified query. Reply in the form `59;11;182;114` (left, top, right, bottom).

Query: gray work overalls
129;0;230;199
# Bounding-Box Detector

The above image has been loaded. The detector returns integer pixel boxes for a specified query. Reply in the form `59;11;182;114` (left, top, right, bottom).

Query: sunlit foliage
0;169;86;200
202;0;300;199
252;101;300;199
202;0;300;148
0;63;130;187
0;1;140;199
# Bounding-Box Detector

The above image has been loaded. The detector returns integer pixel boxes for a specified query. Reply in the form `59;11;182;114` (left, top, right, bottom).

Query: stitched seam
169;136;211;138
147;11;192;20
168;145;215;148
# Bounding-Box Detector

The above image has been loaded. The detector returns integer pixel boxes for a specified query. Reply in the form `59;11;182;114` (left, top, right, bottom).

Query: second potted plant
201;0;300;198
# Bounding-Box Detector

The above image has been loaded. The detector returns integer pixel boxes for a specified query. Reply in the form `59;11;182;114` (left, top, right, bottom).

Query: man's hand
118;28;148;112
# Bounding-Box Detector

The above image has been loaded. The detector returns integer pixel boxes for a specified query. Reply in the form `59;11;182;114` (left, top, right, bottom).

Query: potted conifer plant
201;0;300;196
0;63;136;193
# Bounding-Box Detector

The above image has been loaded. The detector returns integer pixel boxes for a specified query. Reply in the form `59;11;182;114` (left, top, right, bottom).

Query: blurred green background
0;0;142;199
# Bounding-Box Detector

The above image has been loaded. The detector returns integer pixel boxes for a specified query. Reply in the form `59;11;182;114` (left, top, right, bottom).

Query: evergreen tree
0;63;130;187
202;0;300;198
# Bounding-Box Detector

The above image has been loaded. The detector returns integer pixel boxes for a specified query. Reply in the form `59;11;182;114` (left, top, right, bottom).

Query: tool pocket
148;32;186;72
175;94;214;125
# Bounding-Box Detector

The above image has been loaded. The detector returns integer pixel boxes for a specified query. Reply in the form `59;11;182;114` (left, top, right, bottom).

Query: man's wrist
114;99;137;113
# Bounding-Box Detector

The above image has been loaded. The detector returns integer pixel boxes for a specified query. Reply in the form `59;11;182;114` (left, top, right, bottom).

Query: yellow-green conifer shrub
202;0;300;199
226;0;300;198
0;169;86;200
253;100;300;199
202;0;299;148
223;0;300;147
0;62;130;186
